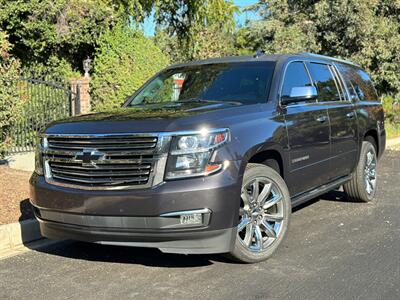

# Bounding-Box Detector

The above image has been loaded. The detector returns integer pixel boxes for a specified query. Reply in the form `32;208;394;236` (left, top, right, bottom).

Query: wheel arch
364;128;379;155
240;144;286;180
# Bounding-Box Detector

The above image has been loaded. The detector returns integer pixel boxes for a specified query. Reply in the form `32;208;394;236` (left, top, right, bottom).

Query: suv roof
167;52;359;70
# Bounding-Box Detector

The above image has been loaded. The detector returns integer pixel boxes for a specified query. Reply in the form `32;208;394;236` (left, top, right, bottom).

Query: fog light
180;213;202;225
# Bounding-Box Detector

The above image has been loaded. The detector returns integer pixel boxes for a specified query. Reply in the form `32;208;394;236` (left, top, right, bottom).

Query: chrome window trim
332;62;358;103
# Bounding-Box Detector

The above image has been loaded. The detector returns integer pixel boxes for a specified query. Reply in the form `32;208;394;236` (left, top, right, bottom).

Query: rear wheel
343;137;378;202
228;163;291;263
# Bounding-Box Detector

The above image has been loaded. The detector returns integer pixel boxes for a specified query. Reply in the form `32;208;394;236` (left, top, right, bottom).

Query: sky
142;0;259;36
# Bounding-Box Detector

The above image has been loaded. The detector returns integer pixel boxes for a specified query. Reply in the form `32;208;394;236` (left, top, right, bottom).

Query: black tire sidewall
356;141;378;202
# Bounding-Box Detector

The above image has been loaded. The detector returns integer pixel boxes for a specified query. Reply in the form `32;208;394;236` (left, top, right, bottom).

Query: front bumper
30;160;241;254
35;214;236;254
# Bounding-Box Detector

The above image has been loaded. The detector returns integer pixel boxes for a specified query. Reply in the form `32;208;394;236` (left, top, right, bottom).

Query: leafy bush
0;31;21;156
91;24;169;111
382;96;400;122
381;95;400;138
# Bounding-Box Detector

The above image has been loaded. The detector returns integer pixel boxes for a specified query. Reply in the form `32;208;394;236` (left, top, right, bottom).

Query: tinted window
308;63;341;102
337;64;378;101
128;62;276;106
281;62;313;99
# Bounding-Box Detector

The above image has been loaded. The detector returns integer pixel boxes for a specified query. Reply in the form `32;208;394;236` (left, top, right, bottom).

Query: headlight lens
165;129;229;179
34;137;44;175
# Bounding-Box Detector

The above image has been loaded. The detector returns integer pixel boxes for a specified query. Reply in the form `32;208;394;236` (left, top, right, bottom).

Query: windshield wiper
178;98;241;105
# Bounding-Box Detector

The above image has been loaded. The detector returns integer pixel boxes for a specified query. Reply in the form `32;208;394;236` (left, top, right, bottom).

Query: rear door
307;62;358;179
281;61;331;196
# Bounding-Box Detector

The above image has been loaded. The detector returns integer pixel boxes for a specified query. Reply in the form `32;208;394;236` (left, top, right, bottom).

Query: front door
281;61;331;196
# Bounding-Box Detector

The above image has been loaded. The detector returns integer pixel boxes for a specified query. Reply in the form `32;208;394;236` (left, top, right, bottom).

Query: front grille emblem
74;149;106;167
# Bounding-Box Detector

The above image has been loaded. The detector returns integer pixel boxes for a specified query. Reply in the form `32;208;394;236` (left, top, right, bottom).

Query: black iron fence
7;74;79;153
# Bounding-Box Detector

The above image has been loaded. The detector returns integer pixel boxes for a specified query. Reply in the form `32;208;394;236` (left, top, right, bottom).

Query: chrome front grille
42;134;169;190
46;136;158;152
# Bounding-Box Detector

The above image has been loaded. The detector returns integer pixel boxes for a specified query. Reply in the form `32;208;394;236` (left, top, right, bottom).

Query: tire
343;137;378;202
228;163;291;263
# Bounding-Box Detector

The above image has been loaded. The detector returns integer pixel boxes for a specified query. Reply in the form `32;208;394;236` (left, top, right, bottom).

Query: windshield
126;62;276;107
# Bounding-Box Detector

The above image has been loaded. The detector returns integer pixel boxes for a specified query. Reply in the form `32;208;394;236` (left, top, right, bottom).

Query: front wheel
228;163;291;263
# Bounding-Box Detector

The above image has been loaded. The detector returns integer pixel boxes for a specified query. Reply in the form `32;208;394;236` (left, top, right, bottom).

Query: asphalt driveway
1;151;399;300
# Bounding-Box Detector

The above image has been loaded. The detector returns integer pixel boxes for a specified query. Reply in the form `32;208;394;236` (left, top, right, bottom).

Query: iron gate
8;74;79;153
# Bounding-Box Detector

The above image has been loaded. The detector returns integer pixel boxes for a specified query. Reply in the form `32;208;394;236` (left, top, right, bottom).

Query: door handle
346;112;355;118
316;115;328;123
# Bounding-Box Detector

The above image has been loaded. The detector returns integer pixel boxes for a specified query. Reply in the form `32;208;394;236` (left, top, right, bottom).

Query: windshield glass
126;62;276;106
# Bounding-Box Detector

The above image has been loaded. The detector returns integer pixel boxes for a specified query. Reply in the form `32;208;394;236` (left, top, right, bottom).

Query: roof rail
296;52;360;67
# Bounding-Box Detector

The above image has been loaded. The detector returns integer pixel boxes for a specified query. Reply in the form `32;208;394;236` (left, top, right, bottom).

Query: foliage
90;24;169;111
240;0;400;98
0;31;20;155
0;0;117;73
141;0;238;46
155;24;237;62
382;95;400;121
381;95;400;138
0;0;238;75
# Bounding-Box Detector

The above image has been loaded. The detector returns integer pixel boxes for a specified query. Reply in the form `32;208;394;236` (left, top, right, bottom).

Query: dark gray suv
30;52;386;263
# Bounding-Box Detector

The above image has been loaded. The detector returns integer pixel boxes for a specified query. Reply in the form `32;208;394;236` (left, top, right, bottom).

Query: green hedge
382;95;400;138
0;31;21;156
91;24;169;111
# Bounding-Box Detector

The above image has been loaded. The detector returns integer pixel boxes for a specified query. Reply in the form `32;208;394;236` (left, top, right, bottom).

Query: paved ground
1;151;399;300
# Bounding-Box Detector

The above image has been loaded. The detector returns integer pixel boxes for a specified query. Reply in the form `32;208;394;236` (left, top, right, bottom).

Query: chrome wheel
364;150;377;195
238;177;285;253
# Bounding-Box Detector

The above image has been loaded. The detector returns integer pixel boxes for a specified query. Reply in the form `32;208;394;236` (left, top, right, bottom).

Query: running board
291;175;352;208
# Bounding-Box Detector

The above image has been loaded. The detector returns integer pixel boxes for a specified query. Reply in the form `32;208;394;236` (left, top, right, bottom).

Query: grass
386;121;400;139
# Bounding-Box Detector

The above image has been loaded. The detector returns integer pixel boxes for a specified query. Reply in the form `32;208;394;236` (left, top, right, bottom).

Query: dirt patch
388;143;400;151
0;165;34;224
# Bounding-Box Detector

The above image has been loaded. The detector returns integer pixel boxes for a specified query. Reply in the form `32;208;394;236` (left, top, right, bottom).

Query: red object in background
174;79;184;88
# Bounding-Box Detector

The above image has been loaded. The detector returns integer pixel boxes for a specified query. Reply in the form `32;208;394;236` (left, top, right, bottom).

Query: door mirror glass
281;86;318;105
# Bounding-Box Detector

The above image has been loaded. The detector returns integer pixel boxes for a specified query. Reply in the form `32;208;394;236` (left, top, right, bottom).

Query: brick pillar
70;77;91;115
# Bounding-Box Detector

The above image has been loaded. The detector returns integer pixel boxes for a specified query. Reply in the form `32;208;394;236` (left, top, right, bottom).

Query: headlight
34;137;45;175
165;128;229;179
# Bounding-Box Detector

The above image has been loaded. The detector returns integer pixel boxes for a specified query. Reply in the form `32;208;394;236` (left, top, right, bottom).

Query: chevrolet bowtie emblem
75;149;105;167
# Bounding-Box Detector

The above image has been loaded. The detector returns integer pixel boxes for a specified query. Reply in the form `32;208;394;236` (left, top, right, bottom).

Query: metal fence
8;74;79;153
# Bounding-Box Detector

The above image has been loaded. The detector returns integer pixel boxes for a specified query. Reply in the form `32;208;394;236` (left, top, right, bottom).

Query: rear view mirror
281;86;318;105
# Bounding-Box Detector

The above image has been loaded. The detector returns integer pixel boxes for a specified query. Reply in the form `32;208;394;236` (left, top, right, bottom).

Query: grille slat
44;149;156;155
50;163;151;171
46;157;154;165
44;134;159;189
48;137;157;144
52;174;149;185
51;167;151;177
48;143;157;151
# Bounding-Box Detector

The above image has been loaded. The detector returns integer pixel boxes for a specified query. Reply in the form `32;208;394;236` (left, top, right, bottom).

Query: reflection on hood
48;101;241;124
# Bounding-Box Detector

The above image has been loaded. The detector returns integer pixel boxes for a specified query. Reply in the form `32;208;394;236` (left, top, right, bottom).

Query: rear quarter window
337;64;378;101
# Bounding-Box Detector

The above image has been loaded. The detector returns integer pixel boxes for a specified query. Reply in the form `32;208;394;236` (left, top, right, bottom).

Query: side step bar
291;175;352;208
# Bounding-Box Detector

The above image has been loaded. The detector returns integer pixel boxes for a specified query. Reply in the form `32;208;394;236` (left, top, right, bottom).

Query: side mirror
281;86;318;105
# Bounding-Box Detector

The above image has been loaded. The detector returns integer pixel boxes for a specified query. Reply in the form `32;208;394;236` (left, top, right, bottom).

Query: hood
45;101;262;134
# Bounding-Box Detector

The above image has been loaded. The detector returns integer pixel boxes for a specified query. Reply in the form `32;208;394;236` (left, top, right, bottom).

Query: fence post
69;77;91;115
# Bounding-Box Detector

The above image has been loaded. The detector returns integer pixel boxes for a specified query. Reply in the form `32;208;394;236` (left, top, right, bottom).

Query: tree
0;31;20;155
155;24;237;62
241;0;400;98
0;0;238;75
0;0;116;75
90;23;169;111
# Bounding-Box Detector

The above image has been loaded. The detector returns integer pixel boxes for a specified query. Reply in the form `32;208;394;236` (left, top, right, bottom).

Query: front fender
212;111;288;179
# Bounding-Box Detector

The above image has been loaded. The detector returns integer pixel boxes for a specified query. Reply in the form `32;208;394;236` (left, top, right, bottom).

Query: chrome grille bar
42;133;170;190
